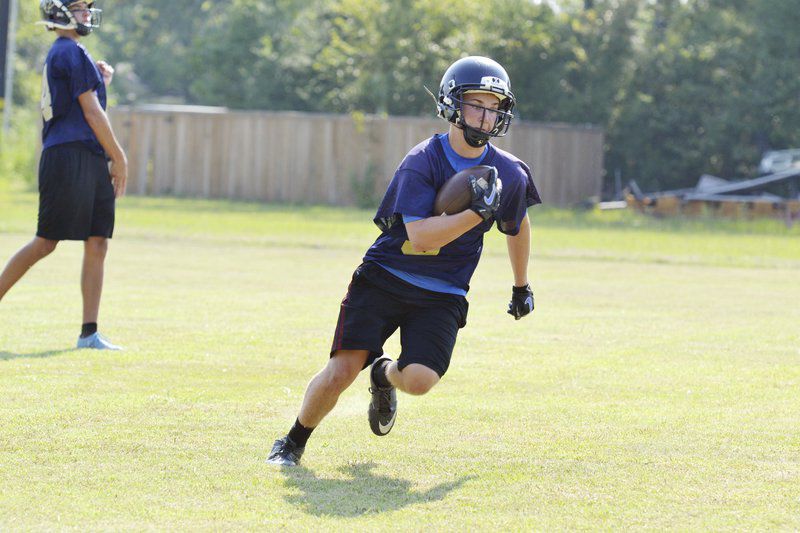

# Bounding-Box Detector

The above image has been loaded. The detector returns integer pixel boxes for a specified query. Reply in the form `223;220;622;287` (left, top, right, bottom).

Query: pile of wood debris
612;168;800;224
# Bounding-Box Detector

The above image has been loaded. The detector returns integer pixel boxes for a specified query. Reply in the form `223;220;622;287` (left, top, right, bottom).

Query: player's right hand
96;61;114;85
468;167;502;221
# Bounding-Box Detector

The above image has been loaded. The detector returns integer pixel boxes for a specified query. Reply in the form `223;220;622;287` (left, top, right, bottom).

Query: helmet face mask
39;0;102;36
436;57;516;148
454;93;513;133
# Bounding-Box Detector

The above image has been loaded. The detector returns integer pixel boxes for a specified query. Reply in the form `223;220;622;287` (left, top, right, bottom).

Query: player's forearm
506;214;530;286
406;210;483;252
84;108;126;164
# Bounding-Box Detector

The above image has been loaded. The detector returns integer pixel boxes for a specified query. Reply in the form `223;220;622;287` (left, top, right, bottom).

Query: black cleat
368;356;398;436
266;436;305;466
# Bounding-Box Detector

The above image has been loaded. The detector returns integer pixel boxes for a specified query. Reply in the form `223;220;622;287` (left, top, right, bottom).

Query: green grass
1;190;799;530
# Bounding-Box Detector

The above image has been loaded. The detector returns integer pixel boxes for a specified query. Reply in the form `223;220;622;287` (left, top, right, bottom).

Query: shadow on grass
281;461;472;517
0;349;73;361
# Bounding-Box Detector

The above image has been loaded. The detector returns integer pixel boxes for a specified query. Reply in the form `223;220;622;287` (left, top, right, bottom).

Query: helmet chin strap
461;125;490;148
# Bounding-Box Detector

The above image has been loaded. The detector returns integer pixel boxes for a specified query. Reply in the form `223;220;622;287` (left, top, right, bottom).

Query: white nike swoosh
378;411;397;434
483;185;497;205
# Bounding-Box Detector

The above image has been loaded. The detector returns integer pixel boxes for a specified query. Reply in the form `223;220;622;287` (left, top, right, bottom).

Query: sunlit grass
0;189;798;529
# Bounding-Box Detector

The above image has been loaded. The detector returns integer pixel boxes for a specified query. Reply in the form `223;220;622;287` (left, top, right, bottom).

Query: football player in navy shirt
268;57;541;466
0;1;127;350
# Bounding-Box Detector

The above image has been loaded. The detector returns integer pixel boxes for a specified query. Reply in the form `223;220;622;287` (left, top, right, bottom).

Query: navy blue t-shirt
41;37;106;154
364;135;541;293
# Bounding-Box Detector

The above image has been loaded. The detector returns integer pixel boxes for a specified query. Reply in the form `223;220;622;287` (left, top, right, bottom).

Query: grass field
1;186;799;530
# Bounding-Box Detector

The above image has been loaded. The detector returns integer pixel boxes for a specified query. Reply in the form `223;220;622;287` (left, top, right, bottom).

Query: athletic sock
81;322;98;338
371;358;392;389
287;418;314;448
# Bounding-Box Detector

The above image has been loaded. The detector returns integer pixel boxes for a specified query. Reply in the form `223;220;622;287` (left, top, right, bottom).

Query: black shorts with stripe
330;262;469;377
37;142;115;241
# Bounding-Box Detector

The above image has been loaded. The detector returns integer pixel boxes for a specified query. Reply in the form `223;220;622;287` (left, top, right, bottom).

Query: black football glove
507;284;534;320
468;167;502;221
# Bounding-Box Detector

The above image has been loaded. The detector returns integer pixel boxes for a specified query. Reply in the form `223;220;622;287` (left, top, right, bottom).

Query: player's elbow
406;221;445;252
409;239;433;253
407;232;437;253
405;228;423;250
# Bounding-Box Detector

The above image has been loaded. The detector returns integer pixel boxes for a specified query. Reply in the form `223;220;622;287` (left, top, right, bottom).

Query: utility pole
0;0;9;100
2;0;19;134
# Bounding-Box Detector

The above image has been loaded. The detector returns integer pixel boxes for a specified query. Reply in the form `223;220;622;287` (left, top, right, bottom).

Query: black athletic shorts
37;142;115;241
330;262;469;377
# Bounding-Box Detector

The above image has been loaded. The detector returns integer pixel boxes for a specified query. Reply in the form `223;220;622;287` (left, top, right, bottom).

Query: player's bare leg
81;237;108;324
76;237;120;350
0;237;58;302
268;349;369;466
298;349;370;427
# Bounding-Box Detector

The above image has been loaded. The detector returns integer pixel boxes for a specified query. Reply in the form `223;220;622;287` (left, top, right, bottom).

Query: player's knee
323;360;360;393
85;238;108;258
400;364;439;395
34;238;57;258
404;378;437;396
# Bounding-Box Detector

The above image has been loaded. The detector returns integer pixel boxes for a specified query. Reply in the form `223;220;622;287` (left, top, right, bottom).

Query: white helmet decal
480;76;509;94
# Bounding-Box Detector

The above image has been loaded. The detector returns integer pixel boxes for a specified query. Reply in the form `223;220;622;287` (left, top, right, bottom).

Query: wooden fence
109;105;604;207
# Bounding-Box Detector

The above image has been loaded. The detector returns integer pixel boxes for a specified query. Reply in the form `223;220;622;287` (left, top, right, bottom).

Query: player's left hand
110;158;128;198
507;284;534;320
97;61;114;85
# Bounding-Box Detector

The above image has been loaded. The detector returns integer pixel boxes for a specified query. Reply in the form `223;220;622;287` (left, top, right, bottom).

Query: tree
7;0;799;193
608;0;800;191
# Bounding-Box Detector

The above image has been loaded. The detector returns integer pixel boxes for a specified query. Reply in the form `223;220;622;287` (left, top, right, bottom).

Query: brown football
433;165;496;216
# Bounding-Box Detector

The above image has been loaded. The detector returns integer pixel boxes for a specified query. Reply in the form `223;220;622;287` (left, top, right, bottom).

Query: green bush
0;106;40;190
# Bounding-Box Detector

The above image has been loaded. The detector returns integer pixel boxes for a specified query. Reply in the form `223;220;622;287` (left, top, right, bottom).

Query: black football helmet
435;56;516;148
39;0;102;36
